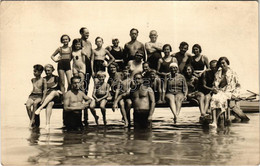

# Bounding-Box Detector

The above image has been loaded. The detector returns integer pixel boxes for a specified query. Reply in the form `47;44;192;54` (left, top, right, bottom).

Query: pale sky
0;1;258;117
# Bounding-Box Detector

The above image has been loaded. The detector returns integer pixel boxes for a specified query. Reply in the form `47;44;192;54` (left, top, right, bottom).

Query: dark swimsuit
45;75;61;103
159;57;175;73
63;110;83;130
110;47;124;71
134;110;150;128
94;60;106;73
190;55;205;70
57;47;72;71
147;50;162;70
199;70;215;95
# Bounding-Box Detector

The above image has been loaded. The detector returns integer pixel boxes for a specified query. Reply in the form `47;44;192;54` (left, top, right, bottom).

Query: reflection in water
24;113;259;165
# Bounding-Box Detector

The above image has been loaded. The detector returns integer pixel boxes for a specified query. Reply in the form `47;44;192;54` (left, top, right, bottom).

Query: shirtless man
63;76;98;130
91;37;115;76
131;73;155;128
79;27;92;126
145;30;163;70
173;42;192;74
123;28;146;64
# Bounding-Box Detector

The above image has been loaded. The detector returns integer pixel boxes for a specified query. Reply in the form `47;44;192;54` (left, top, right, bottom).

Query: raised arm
106;50;115;66
51;48;61;63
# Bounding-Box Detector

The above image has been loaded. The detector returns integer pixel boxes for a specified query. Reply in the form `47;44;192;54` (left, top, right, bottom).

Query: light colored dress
210;67;240;110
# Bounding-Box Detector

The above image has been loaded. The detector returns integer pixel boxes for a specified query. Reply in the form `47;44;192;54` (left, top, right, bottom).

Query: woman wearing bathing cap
157;44;178;102
165;62;188;124
34;64;62;129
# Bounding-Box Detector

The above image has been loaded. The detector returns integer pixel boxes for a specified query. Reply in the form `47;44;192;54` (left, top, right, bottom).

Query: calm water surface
1;107;259;165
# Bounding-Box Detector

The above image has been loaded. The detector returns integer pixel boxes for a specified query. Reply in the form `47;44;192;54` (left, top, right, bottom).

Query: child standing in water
71;38;86;90
25;64;47;128
89;71;110;125
91;37;115;77
51;34;72;94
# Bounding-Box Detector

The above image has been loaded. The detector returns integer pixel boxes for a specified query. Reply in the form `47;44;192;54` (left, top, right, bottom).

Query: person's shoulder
64;90;72;97
185;52;192;57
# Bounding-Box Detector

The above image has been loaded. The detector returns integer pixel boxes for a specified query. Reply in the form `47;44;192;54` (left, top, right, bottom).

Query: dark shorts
116;61;124;72
147;51;162;70
134;110;151;128
58;59;71;71
63;110;83;130
94;60;106;73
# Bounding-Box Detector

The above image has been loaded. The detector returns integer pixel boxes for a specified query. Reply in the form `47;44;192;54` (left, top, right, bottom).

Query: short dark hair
209;60;218;66
72;38;82;51
192;44;202;54
71;76;81;83
60;34;71;43
217;57;230;68
179;41;189;48
108;62;119;74
162;44;172;52
79;27;87;34
130;28;139;34
183;64;194;78
95;36;103;42
33;64;44;73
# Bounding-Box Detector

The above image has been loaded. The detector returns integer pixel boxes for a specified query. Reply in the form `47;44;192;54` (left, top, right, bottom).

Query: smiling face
193;46;200;55
170;66;178;74
186;66;193;76
81;28;89;40
163;46;171;56
180;44;188;54
75;42;81;50
44;67;53;77
143;63;149;72
61;36;70;45
109;64;117;74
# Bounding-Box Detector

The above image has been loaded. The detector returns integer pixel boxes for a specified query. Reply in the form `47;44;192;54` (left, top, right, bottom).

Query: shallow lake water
1;107;259;165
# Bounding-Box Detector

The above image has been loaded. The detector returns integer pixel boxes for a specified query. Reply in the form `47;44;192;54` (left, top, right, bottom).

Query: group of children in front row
26;34;248;129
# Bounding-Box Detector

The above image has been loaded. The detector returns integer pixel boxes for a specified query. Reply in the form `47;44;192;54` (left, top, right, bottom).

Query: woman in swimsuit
71;38;86;90
34;64;62;129
165;63;188;124
157;44;177;102
190;44;209;77
106;38;124;71
183;65;207;118
51;34;72;95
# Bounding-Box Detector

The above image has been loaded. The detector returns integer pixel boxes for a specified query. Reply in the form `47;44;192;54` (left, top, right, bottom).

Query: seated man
130;73;155;128
63;76;97;130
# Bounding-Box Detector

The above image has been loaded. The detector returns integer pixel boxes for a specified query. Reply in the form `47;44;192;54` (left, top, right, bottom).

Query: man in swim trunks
123;28;146;64
173;42;192;74
79;27;92;126
200;60;218;114
130;73;155;128
63;76;98;130
145;30;163;70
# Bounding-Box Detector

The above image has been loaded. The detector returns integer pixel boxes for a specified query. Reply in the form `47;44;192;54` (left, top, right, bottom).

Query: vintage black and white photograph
0;1;259;165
